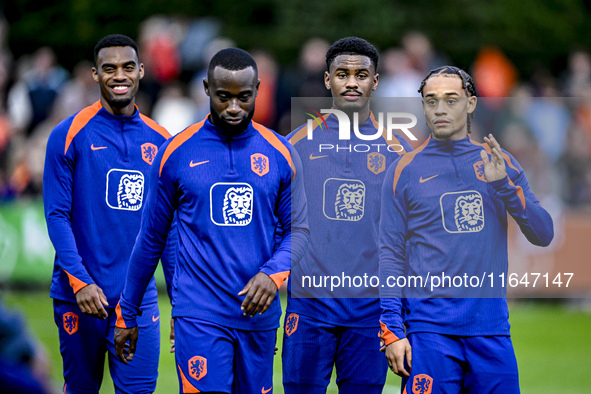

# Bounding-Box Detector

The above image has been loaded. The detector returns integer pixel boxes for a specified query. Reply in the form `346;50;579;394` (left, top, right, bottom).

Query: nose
435;100;447;115
345;75;358;89
227;98;241;115
114;67;126;80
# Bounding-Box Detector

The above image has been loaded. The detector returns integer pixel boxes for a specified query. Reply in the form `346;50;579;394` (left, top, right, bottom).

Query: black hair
325;36;379;71
207;48;258;80
94;34;139;65
418;65;477;97
418;66;477;133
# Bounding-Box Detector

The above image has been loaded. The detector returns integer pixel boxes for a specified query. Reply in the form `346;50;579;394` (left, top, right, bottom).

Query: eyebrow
101;61;137;68
424;92;461;98
215;89;253;95
335;67;370;73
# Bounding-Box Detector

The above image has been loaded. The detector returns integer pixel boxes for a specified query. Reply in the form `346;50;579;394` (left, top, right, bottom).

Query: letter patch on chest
106;169;144;211
210;182;254;226
440;190;484;233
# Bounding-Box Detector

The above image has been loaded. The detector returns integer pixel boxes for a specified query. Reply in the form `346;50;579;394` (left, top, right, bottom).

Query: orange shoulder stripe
140;113;171;139
178;364;200;393
289;113;331;146
253;122;295;178
115;303;127;329
62;268;88;293
380;320;400;346
470;138;520;174
269;271;290;289
392;137;430;195
160;119;205;177
370;111;406;154
64;101;102;155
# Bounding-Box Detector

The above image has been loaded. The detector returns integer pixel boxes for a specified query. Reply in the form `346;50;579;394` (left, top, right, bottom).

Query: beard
210;105;255;137
109;96;134;109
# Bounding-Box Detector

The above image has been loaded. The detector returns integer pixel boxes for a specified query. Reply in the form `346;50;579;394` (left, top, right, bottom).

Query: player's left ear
467;96;477;114
255;79;261;97
203;78;210;96
324;71;331;90
138;63;144;80
92;67;99;83
372;73;379;91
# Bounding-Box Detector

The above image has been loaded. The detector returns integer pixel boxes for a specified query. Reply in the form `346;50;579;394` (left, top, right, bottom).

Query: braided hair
418;66;477;133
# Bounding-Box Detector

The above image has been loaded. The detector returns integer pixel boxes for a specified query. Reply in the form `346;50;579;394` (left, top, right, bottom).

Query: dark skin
115;66;278;364
325;54;378;123
77;46;145;320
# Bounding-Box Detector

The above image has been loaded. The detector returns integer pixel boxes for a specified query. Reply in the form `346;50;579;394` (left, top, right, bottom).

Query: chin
109;97;133;108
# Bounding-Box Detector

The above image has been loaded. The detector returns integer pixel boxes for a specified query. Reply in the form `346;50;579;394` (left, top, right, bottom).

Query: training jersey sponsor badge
210;182;254;226
323;178;365;221
367;152;385;175
106;169;144;211
440;190;485;233
188;356;207;381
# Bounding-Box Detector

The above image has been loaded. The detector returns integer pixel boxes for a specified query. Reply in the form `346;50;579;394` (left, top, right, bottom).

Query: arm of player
240;148;310;317
379;160;412;377
43;124;108;319
161;214;178;304
115;143;177;362
481;134;554;247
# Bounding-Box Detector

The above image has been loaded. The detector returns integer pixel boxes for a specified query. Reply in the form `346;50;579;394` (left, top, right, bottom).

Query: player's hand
382;338;412;378
75;284;108;319
170;318;175;353
114;326;139;364
238;272;277;317
480;134;507;182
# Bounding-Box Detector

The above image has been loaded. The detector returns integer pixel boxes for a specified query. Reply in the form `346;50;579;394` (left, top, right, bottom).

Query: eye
125;65;135;71
337;73;347;79
427;99;437;106
239;94;251;102
357;73;368;80
447;99;456;105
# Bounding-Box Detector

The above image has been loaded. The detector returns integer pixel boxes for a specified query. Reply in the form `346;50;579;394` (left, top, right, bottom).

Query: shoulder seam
64;101;102;155
159;119;205;177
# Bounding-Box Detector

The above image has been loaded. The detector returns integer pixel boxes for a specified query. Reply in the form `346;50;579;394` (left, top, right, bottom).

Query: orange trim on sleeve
62;268;88;293
269;271;290;289
160;119;205;177
64;101;102;155
507;177;526;210
380;320;400;346
392;137;430;195
115;302;127;329
140;113;172;139
253;122;295;178
178;364;200;393
370;111;407;154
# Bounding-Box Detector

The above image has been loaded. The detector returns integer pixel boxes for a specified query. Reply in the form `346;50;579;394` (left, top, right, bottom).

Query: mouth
110;85;130;95
341;91;362;101
434;118;450;126
224;117;243;126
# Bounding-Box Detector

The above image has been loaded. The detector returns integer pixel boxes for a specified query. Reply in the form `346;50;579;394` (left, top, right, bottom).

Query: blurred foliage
3;0;591;75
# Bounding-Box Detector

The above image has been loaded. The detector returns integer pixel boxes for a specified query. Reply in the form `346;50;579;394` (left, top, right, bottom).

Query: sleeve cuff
380;320;405;346
260;268;290;289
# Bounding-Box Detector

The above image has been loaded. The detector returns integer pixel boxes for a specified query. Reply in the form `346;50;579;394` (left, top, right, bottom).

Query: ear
203;78;210;96
324;71;331;90
467;96;477;114
372;73;379;91
92;67;99;83
255;79;261;97
138;63;145;80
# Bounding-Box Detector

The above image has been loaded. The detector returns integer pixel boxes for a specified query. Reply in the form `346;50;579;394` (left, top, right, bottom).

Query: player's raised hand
114;326;139;364
480;134;507;182
75;283;109;319
238;272;277;318
382;338;412;378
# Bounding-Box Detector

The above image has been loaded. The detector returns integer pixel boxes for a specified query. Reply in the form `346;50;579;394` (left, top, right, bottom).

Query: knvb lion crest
454;193;484;232
141;143;158;165
251;153;269;177
335;183;365;221
63;312;78;335
412;374;433;394
473;160;487;182
285;313;299;336
223;186;253;225
117;173;144;211
367;152;385;175
188;356;207;381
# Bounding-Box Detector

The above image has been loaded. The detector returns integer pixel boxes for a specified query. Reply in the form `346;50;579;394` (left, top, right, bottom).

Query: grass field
3;291;591;393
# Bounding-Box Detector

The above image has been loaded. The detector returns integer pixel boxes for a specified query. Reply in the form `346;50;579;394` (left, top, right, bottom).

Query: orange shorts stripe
178;363;200;393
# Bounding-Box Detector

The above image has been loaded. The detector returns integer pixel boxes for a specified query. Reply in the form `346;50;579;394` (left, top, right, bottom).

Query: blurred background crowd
0;9;590;209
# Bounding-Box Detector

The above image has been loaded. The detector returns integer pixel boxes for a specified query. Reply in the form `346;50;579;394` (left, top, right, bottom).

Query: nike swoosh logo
152;315;160;322
309;153;328;160
262;387;272;394
190;160;210;167
419;174;439;183
91;144;107;150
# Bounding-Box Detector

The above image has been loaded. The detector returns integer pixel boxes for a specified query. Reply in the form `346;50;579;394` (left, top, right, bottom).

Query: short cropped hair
418;66;477;97
325;36;379;71
207;48;258;80
94;34;139;65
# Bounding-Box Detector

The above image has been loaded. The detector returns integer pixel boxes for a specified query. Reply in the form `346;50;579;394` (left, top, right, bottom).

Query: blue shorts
282;313;387;394
174;317;275;394
402;332;520;394
53;299;160;394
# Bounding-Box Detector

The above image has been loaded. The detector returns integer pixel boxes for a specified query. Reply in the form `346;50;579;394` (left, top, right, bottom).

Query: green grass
3;292;591;393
